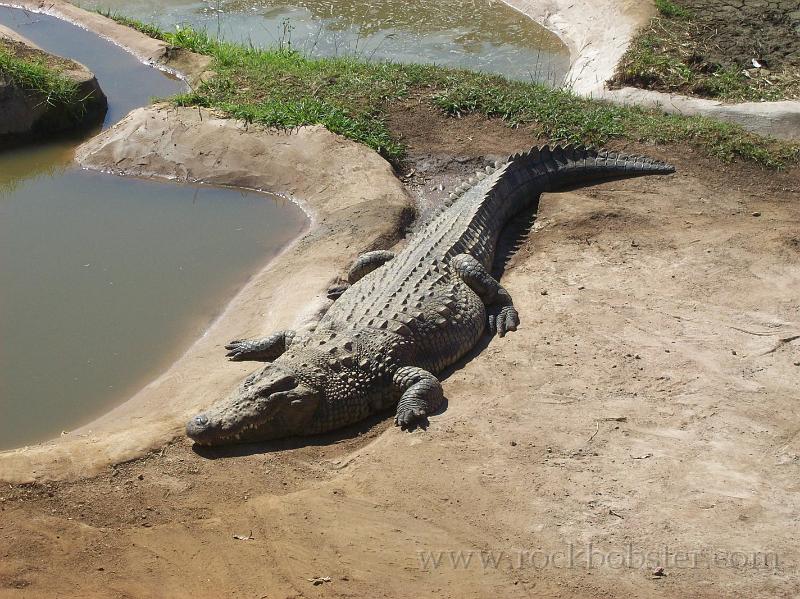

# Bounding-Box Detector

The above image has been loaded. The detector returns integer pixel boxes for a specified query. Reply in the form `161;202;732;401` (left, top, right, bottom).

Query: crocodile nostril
194;414;209;426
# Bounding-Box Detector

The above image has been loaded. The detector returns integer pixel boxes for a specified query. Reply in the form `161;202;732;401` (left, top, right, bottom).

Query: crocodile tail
506;144;675;193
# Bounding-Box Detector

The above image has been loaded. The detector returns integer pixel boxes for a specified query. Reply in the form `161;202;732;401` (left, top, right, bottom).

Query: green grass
102;15;799;169
654;0;691;19
0;41;84;111
613;2;800;103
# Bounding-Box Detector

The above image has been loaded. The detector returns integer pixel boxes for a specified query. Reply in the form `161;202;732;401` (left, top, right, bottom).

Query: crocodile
186;145;674;445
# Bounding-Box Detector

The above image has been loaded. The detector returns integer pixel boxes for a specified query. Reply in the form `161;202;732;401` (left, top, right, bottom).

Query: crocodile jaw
186;365;320;445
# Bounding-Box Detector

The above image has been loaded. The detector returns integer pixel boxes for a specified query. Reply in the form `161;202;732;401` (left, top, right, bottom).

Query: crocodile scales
186;145;674;445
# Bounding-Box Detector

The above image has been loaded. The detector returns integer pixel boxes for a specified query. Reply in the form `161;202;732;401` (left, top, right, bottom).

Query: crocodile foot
393;366;442;430
395;407;428;430
224;330;295;361
326;281;350;300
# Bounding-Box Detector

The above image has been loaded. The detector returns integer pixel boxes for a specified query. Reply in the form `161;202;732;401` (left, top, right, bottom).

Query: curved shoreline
0;105;411;483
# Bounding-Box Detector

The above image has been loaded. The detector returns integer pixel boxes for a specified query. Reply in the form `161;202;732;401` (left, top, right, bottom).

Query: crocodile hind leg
451;253;520;337
326;250;396;300
393;366;443;429
225;330;296;361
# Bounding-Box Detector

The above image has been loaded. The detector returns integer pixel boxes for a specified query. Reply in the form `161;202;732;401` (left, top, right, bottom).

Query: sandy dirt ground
1;105;798;597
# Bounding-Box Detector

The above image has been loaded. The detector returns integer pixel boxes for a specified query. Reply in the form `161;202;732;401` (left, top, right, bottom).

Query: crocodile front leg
451;253;520;337
225;330;296;361
326;282;350;301
348;250;395;283
393;366;443;429
326;250;396;300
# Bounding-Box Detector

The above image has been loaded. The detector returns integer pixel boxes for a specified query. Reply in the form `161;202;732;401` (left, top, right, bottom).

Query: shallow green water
83;0;570;84
0;8;307;449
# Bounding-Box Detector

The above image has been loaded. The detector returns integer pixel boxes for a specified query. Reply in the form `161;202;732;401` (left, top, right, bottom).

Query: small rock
510;441;517;446
732;350;737;355
652;567;666;578
794;361;800;366
540;289;548;296
577;285;585;290
137;474;144;481
752;211;761;217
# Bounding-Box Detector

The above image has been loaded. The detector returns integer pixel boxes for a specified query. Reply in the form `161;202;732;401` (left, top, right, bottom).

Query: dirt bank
669;0;799;71
608;0;800;139
1;104;798;597
0;24;106;141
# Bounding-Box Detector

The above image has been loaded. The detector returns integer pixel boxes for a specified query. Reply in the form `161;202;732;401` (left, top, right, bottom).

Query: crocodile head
186;363;321;445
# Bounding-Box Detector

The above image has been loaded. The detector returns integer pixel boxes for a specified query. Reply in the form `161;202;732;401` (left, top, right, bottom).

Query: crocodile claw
488;306;520;338
225;340;251;361
326;282;350;300
395;407;427;430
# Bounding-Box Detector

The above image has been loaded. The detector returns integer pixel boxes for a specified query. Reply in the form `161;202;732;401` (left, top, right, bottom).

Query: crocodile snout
186;413;211;439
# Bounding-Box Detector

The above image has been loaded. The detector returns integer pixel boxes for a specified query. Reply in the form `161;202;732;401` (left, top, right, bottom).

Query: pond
0;7;308;449
82;0;571;84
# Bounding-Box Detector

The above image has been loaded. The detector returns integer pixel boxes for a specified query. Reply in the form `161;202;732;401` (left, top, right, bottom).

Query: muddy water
0;8;307;449
84;0;570;84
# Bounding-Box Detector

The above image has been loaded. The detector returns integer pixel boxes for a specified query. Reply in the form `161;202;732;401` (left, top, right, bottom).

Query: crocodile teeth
485;165;494;173
475;171;486;180
468;178;476;185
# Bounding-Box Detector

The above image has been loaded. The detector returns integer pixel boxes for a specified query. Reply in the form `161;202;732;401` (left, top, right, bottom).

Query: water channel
0;6;308;449
82;0;571;84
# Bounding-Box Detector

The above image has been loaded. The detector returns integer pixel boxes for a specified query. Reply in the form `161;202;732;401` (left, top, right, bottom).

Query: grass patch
654;0;691;19
0;40;84;112
612;1;800;103
101;14;799;169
